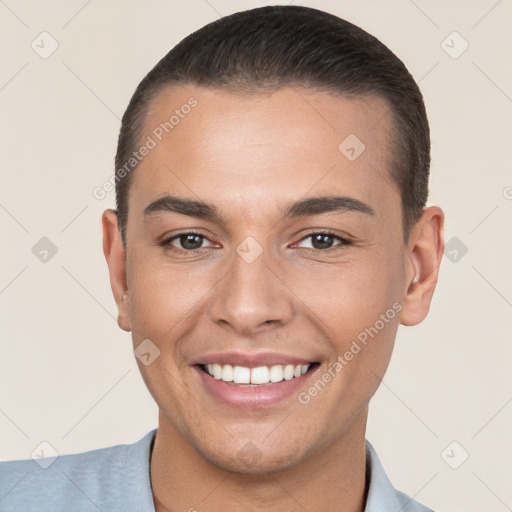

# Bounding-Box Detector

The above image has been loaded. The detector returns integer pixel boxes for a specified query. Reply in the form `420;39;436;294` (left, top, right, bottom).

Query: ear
102;209;131;332
400;206;445;326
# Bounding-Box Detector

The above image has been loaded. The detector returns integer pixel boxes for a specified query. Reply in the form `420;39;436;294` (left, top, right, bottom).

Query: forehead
129;84;399;222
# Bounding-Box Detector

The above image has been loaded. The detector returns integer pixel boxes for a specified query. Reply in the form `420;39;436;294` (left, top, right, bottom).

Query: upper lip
192;351;315;368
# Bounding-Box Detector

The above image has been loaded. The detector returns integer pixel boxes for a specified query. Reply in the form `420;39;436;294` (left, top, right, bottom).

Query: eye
162;232;216;252
296;231;351;251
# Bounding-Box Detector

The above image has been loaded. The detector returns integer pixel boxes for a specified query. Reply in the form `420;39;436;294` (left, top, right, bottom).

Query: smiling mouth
198;362;319;386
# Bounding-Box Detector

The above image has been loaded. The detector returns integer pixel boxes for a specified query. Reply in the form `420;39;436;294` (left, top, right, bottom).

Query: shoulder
392;489;435;512
0;429;157;512
364;440;435;512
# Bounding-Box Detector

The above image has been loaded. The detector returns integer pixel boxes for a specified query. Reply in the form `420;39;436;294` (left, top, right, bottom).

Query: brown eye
297;232;350;251
311;234;335;250
162;232;214;251
177;234;204;250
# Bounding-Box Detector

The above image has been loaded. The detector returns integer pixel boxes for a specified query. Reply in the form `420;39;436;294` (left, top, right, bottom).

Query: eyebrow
282;195;375;219
143;195;225;222
143;194;375;222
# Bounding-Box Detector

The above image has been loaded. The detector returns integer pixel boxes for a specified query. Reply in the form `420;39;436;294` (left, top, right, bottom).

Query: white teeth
233;366;251;384
251;366;270;384
213;364;222;379
221;364;234;382
269;365;284;383
205;363;311;384
283;364;295;380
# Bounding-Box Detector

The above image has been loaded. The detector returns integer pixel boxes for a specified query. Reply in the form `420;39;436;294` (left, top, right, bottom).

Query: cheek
126;251;212;343
290;251;404;344
293;252;405;417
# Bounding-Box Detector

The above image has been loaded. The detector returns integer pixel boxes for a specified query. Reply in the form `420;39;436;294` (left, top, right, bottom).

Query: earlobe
102;209;132;332
400;206;445;326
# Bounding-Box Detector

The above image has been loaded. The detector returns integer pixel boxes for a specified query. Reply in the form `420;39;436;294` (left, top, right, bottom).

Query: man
0;5;443;511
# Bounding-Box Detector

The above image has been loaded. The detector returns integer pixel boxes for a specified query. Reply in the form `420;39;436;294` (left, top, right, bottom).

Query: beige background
1;1;511;510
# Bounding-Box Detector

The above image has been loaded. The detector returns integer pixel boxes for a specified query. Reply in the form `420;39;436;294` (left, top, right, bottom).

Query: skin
102;84;444;512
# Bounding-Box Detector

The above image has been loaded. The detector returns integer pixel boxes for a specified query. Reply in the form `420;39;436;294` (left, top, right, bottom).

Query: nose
208;246;294;336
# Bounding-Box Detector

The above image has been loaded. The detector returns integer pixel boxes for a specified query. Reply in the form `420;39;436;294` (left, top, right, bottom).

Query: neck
150;408;369;512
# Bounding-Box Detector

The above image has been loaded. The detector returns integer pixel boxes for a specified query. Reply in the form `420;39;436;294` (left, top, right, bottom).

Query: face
104;84;439;473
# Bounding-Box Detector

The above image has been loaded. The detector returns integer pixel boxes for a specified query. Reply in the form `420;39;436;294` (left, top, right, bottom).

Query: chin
199;437;311;475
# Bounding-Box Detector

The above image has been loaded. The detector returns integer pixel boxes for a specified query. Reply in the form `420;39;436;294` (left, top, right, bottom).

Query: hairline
118;82;413;247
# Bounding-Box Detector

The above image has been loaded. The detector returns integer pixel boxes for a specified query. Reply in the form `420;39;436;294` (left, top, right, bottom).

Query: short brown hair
115;5;430;245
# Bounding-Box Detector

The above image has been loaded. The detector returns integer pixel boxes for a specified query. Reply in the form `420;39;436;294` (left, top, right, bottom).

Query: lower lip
194;365;317;409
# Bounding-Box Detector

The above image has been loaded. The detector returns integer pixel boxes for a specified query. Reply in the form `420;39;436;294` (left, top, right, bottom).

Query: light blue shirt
0;429;433;511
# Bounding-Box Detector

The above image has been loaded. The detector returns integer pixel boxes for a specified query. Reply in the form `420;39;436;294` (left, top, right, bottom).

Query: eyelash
296;231;352;251
160;230;352;254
